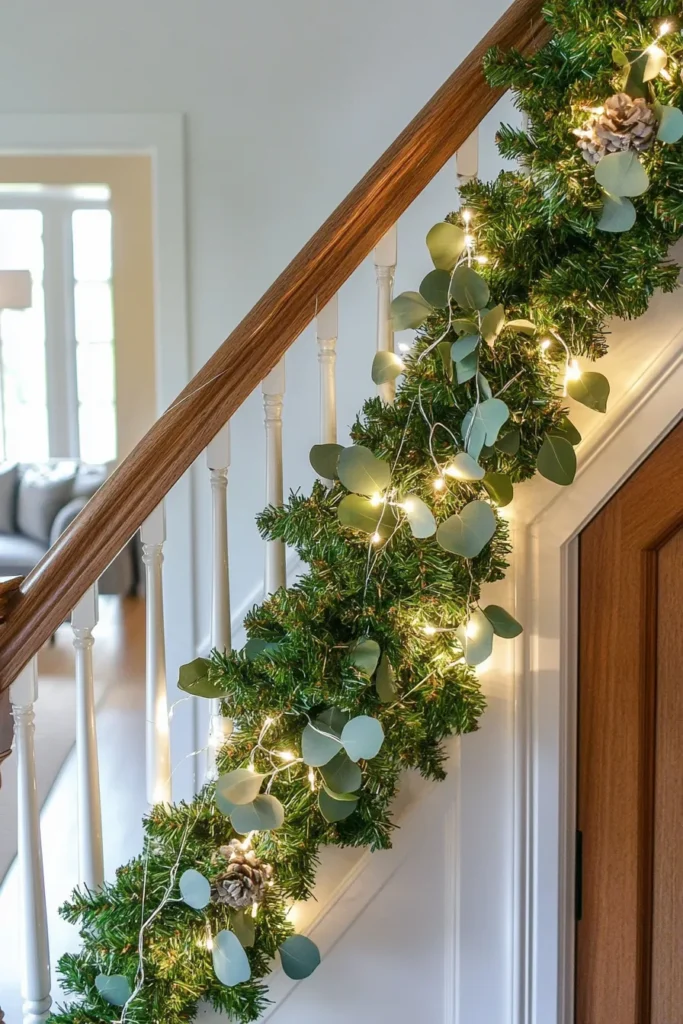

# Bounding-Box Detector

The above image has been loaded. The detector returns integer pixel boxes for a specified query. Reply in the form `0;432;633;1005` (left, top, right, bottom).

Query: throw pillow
0;463;17;534
17;462;78;544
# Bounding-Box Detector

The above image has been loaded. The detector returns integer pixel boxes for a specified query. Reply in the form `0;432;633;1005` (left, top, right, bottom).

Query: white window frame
0;188;113;460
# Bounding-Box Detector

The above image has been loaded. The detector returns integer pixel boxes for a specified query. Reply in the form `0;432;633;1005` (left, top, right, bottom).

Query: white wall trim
0;113;196;799
516;330;683;1024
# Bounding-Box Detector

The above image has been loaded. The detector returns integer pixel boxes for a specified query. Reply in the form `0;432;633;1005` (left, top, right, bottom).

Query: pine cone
211;840;272;910
577;93;658;166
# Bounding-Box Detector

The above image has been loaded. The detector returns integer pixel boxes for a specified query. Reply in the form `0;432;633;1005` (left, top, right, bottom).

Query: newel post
10;656;51;1024
141;503;171;805
72;583;104;890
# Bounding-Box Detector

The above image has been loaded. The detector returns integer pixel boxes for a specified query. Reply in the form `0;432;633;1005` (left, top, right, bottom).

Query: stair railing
0;1;550;1019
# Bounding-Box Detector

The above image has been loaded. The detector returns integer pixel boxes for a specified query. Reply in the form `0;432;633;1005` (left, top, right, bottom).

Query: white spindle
262;358;286;595
141;503;171;805
206;423;233;769
374;225;398;404
72;584;104;890
456;128;479;187
10;656;51;1024
316;295;338;447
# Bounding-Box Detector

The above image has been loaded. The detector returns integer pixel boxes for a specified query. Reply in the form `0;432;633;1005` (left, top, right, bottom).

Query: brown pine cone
577;93;658;166
211;840;272;910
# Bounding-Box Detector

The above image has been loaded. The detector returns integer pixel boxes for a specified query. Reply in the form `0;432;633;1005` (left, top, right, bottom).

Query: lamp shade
0;269;32;310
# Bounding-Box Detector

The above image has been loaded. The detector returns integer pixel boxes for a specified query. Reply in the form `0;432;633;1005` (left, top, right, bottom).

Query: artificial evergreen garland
48;3;683;1021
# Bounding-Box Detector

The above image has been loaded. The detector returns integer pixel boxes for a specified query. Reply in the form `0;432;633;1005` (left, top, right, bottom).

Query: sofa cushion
16;462;78;544
0;463;17;533
73;463;108;499
0;532;47;576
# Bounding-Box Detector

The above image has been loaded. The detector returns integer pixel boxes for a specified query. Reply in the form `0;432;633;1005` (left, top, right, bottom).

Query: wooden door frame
0;114;198;802
509;336;683;1024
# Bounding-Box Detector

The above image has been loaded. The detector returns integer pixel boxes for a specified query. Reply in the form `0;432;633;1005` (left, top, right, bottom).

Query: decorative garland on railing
49;3;683;1022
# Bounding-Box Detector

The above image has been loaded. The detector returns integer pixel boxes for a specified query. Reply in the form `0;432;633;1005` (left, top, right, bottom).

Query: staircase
0;1;551;1020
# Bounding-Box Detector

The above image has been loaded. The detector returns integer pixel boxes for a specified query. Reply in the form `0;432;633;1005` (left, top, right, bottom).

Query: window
0;186;117;464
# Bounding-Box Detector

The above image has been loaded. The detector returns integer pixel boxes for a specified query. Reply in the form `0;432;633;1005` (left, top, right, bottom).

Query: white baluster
456;128;479;187
206;423;233;771
72;583;104;890
262;358;286;595
141;503;171;805
10;657;51;1024
374;225;398;404
316;295;338;448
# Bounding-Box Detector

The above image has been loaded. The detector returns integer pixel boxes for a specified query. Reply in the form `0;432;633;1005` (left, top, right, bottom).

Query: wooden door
577;419;683;1024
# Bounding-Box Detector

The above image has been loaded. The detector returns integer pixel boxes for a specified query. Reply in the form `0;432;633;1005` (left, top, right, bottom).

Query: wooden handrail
0;0;550;692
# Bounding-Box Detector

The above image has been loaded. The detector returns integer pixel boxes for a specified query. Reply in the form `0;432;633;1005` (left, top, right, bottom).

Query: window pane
1;278;48;459
78;401;116;464
74;281;113;343
3;400;49;462
72;209;112;282
76;342;115;405
0;209;43;276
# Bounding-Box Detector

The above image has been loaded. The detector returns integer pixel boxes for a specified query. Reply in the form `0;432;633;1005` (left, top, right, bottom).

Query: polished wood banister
0;0;550;691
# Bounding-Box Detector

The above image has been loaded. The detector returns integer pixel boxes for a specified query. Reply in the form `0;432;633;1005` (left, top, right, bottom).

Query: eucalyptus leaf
217;768;265;806
495;429;521;455
612;47;628;67
317;707;349;735
402;495;437;538
462;399;510;455
372;350;405;385
426;222;466;271
230;795;285;834
179;869;211;910
597;193;636;234
480;304;506;346
438;340;453;381
537;434;577;486
318;787;359;822
95;974;132;1007
642;43;668;81
436;500;497;558
309;443;344;480
483;604;524;639
337;445;391;497
178;658;224;699
451;318;479;335
244;638;281;660
455;609;495;666
450;266;490;311
594;151;649;198
341;715;385;762
420;269;451;308
444;452;485;481
456;351;478;384
212;929;251;987
477;373;493;400
483;473;514;507
451;333;480;362
338;494;398;538
391;291;432;331
349;638;381;676
656;103;683;143
506;319;536;336
463;415;486;460
567;371;610;413
550;417;581;446
279;935;322;980
375;653;398;702
231;910;256;948
320;750;362;794
301;722;342;767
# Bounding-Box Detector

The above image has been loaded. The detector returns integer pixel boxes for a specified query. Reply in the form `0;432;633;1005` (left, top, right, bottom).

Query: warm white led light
279;750;295;762
475;255;489;265
540;338;552;351
464;233;475;248
659;21;671;36
566;358;582;381
371;532;382;544
465;620;478;640
423;625;437;636
462;208;472;225
369;493;382;507
433;476;446;491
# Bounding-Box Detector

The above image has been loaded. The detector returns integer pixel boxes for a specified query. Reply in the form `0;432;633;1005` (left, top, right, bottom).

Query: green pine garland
48;3;683;1021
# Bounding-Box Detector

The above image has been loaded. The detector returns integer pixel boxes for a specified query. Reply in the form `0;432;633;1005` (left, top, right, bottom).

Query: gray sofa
0;460;140;594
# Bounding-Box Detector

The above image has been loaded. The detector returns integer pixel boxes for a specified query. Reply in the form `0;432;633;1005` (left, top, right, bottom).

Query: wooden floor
0;596;147;1021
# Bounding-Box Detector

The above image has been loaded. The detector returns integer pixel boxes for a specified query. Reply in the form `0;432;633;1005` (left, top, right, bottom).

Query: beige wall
0;155;156;460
